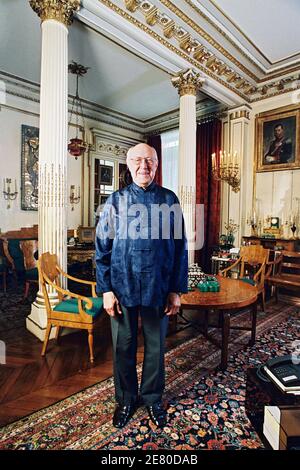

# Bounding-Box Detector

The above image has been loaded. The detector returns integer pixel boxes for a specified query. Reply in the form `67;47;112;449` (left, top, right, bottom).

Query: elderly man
96;143;188;429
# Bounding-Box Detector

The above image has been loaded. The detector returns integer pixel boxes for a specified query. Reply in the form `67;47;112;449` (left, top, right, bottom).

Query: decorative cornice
29;0;80;26
116;0;300;102
171;68;204;96
96;141;128;157
230;110;250;120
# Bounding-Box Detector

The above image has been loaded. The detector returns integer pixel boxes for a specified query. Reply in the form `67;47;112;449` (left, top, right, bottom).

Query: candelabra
246;213;258;236
211;151;240;192
3;178;18;209
69;185;80;211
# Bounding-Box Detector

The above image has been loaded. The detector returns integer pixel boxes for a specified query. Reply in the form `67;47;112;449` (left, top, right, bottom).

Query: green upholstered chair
3;238;38;297
38;252;103;363
220;245;269;312
19;240;39;299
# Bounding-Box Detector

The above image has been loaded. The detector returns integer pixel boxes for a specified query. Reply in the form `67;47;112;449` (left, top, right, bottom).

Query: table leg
221;311;230;370
250;301;257;346
203;309;209;336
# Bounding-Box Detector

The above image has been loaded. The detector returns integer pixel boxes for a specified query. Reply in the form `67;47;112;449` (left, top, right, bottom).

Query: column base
26;297;77;342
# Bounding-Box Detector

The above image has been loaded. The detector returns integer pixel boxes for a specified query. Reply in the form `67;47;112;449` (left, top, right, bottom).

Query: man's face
127;144;158;188
274;125;284;140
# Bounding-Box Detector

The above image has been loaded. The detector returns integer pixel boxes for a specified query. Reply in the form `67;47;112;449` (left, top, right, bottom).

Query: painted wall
221;90;300;244
0;86;144;234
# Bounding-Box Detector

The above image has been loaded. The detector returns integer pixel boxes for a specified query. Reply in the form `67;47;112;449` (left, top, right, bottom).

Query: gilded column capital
171;68;204;96
29;0;80;26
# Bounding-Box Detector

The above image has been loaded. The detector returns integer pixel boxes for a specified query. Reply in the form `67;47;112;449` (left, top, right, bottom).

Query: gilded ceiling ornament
29;0;80;26
171;69;204;96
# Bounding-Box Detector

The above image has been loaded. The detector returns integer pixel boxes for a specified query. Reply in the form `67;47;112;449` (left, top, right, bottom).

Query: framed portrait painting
21;125;39;210
99;194;109;205
255;107;300;172
99;164;113;185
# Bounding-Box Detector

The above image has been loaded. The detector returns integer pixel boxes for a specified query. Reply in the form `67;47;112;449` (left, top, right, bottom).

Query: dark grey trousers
110;305;169;406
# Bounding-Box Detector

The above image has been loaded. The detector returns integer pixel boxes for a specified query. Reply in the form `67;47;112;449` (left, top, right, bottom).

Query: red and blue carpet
0;303;299;450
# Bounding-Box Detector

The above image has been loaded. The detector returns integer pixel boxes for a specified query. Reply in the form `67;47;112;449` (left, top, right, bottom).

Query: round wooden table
180;276;258;370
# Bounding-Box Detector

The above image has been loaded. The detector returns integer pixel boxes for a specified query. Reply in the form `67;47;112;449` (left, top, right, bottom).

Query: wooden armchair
220;245;269;311
38;252;103;363
265;250;300;302
19;240;39;299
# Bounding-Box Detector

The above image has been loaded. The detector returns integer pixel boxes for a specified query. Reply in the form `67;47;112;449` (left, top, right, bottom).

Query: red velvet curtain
195;119;222;272
147;135;162;185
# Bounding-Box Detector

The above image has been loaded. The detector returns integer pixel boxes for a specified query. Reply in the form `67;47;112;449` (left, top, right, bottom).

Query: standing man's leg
140;306;169;427
110;306;139;427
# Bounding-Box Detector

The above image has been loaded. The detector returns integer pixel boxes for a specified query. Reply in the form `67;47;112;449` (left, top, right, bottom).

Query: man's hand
164;292;181;316
103;291;122;317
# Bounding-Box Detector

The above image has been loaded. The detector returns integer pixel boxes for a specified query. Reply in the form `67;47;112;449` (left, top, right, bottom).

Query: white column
172;69;204;265
228;106;251;245
27;0;79;340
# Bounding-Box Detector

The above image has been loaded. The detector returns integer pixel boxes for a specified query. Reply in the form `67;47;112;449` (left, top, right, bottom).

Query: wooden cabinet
242;236;300;252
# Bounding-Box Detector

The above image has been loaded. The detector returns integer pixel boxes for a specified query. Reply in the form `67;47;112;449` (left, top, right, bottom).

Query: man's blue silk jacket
95;181;188;307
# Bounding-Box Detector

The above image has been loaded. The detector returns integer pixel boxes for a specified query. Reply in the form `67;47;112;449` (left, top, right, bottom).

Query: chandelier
68;61;89;159
211;151;240;192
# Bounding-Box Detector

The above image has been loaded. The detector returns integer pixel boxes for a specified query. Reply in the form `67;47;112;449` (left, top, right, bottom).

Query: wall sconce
3;178;18;209
211;150;240;192
69;185;80;211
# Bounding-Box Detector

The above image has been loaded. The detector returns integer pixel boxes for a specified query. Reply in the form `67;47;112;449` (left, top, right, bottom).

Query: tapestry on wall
21;125;39;211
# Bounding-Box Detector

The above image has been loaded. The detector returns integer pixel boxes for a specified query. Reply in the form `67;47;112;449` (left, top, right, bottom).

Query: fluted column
172;69;204;265
27;0;80;341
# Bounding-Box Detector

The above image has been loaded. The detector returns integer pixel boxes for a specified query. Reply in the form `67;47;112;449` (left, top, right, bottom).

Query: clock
270;217;279;229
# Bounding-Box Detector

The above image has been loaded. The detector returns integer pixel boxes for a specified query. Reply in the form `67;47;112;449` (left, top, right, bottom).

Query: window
161;129;179;194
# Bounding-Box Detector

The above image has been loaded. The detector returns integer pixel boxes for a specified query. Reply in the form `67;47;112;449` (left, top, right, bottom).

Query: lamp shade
68;138;87;158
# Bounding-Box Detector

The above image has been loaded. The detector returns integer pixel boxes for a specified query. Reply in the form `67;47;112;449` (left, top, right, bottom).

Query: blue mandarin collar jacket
95;181;188;307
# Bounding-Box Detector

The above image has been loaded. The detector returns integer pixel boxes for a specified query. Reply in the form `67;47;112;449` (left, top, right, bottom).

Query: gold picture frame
255;106;300;172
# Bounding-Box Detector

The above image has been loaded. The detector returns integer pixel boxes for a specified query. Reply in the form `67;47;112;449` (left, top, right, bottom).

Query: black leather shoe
147;402;167;428
112;404;136;428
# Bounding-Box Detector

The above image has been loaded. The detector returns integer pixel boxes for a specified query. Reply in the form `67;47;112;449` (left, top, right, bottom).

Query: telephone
257;355;300;394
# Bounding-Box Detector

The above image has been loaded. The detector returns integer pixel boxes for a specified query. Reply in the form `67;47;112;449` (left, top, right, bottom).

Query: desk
181;276;258;370
67;245;95;264
242;235;300;252
245;367;300;449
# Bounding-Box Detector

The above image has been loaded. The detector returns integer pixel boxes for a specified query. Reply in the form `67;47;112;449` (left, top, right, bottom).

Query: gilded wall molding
96;141;128;157
29;0;80;26
229;110;250;120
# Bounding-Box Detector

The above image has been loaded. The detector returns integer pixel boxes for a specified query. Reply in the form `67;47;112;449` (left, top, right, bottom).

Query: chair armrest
56;265;97;297
42;271;93;310
253;262;265;284
219;257;241;277
265;255;282;278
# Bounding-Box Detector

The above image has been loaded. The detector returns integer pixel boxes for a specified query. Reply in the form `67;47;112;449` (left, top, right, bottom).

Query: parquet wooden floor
0;308;197;427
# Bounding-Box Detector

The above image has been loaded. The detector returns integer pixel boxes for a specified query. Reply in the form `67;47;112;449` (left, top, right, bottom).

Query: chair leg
41;322;52;357
88;329;94;363
24;281;30;300
55;326;60;342
275;286;279;303
259;290;266;312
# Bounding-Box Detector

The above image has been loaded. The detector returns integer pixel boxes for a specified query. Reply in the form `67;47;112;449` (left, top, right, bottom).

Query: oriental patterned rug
0;303;299;450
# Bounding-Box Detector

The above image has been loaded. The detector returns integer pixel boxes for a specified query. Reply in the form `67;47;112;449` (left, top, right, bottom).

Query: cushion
25;268;38;281
8;239;25;272
240;277;256;286
53;296;103;319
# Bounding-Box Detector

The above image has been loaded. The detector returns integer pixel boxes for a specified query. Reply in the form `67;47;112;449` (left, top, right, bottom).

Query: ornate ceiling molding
29;0;80;26
116;0;300;102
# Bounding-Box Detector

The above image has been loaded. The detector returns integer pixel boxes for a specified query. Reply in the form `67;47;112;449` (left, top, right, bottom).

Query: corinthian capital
171;69;204;96
29;0;80;26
